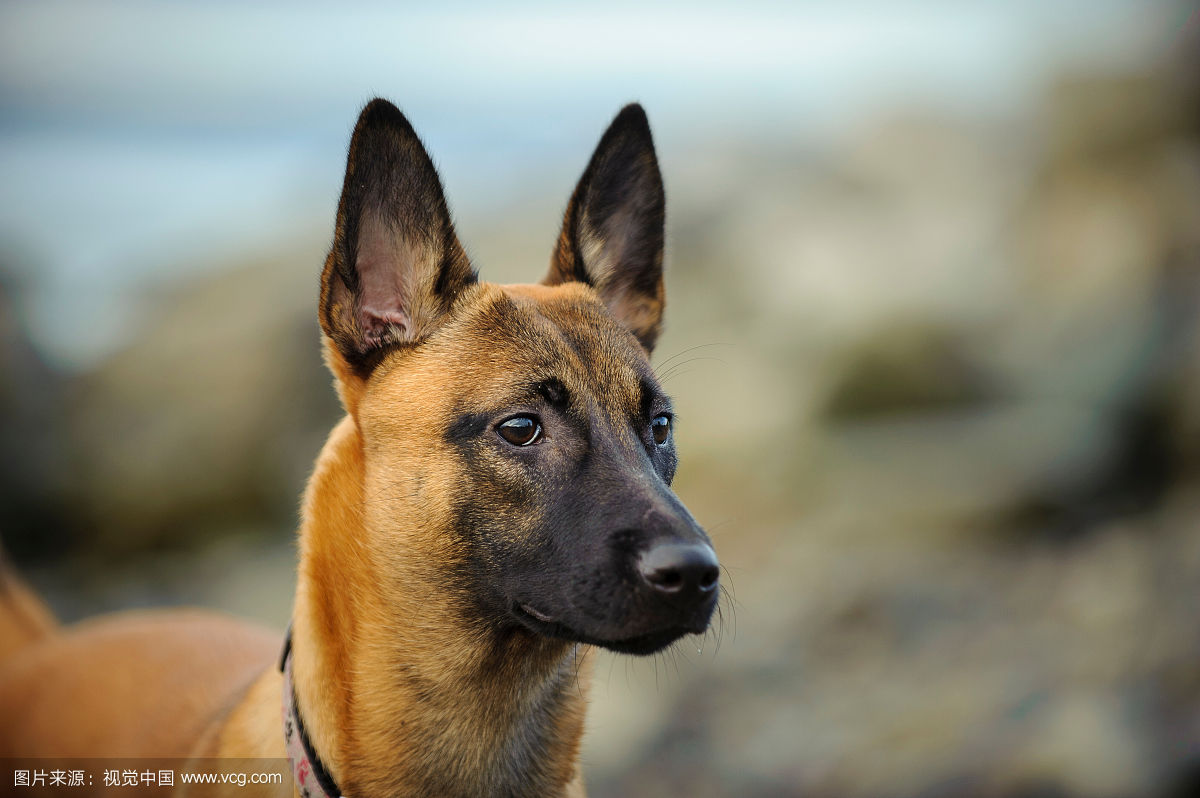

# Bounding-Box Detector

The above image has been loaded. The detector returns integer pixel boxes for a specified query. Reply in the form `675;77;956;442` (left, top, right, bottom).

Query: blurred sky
0;0;1187;370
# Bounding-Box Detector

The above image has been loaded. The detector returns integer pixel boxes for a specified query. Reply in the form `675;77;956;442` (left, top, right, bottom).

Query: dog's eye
650;415;671;445
498;415;543;446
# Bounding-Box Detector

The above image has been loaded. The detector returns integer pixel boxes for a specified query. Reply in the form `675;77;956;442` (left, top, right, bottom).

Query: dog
0;99;720;797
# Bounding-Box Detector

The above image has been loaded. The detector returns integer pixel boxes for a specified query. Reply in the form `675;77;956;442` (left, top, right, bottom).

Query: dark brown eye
651;415;671;445
498;416;543;446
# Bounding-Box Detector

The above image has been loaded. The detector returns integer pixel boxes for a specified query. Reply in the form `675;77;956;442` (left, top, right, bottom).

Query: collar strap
280;626;344;798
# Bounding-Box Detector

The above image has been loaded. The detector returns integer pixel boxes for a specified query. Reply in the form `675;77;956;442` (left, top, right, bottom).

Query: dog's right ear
319;99;476;385
545;104;666;353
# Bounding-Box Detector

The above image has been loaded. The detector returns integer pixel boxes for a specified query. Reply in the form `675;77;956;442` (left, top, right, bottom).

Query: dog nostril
638;542;720;597
645;566;685;592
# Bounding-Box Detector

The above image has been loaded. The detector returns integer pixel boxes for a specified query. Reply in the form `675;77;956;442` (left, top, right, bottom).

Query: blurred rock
818;320;994;420
65;249;339;553
0;264;74;559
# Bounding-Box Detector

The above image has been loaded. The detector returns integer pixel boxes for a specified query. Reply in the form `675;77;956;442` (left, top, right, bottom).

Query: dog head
318;99;718;656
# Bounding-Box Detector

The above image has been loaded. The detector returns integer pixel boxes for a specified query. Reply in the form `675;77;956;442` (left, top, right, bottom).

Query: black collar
280;626;344;798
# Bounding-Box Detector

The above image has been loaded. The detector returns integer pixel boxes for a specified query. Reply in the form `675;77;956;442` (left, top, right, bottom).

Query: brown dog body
0;100;718;798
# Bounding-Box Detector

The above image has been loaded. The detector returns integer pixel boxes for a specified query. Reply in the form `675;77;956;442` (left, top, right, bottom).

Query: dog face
319;100;718;655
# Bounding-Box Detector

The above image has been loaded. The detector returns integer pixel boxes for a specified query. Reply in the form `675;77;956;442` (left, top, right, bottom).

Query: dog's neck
289;416;592;798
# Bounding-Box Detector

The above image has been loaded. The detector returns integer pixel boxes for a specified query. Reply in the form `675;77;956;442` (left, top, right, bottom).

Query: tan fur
0;555;57;659
0;611;279;758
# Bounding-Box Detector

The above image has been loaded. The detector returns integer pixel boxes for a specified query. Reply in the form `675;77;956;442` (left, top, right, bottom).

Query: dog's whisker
653;341;733;372
657;354;730;381
659;367;700;385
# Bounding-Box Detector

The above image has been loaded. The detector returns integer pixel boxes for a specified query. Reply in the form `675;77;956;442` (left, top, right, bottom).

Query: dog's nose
638;542;719;598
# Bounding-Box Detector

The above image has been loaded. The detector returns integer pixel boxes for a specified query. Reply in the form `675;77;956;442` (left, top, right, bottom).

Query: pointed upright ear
320;98;476;378
545;104;666;352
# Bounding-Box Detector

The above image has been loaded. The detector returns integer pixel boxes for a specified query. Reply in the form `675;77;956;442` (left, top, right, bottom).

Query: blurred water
0;0;1183;369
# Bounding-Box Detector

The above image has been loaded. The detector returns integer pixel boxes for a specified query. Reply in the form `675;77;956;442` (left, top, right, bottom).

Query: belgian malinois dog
0;99;719;797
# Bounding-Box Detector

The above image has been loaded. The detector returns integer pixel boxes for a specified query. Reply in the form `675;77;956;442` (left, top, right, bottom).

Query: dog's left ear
545;104;666;352
320;98;476;381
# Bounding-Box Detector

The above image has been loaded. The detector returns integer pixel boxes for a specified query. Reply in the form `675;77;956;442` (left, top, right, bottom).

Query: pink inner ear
359;306;410;348
354;214;418;349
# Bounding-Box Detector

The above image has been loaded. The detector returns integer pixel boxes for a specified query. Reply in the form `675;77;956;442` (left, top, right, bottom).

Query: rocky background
2;7;1199;798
